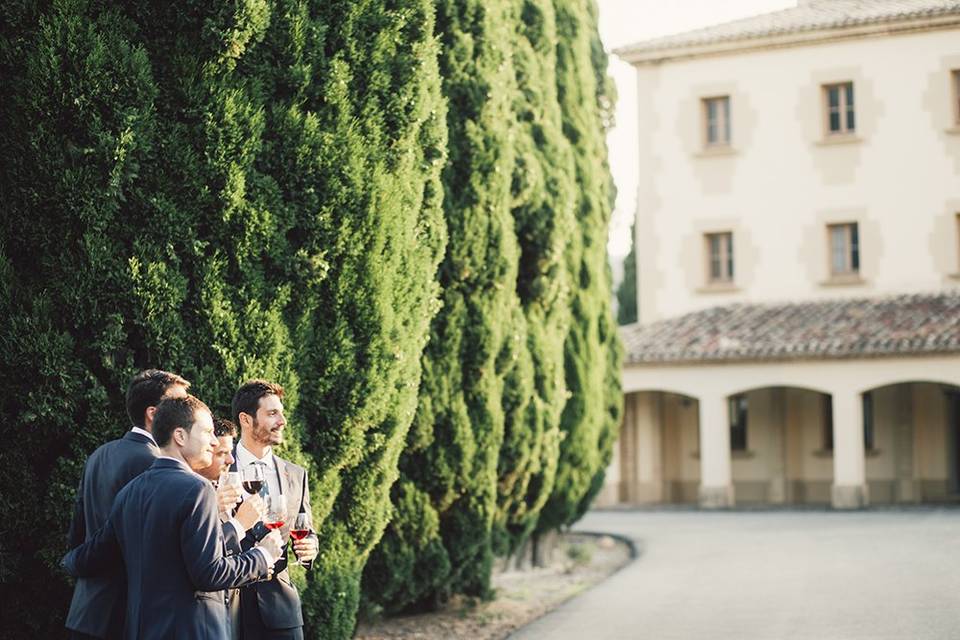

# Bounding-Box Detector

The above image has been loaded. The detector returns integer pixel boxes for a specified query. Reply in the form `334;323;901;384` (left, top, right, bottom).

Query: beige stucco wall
633;27;960;323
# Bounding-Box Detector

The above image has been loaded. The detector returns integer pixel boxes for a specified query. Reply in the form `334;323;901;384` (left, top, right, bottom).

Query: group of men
63;370;319;640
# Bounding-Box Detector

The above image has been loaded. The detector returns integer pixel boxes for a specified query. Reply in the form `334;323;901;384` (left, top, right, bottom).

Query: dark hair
153;395;210;447
231;379;284;426
213;416;238;438
125;369;190;427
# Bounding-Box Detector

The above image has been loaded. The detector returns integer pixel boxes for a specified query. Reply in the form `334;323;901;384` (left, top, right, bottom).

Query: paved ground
509;508;960;640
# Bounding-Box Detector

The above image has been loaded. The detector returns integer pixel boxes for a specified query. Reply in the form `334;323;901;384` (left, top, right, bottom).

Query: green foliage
361;0;519;613
617;221;637;325
1;1;445;638
493;0;574;557
2;0;621;635
537;0;623;534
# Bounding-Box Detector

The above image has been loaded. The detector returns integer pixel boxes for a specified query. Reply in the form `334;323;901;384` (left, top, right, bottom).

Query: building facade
602;0;960;509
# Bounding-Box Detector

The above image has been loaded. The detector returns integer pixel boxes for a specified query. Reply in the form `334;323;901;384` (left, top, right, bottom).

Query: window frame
705;231;734;284
702;95;731;148
827;222;860;277
952;70;960;126
823;82;855;136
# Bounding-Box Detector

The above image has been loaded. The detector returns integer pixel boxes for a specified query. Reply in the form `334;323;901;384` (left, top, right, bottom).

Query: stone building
601;0;960;509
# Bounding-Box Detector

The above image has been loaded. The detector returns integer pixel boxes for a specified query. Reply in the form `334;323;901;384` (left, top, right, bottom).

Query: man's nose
225;453;235;465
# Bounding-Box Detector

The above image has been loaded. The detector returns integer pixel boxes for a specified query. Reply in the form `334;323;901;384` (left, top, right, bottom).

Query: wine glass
263;495;286;531
219;470;241;492
289;512;312;566
217;470;242;516
241;464;265;495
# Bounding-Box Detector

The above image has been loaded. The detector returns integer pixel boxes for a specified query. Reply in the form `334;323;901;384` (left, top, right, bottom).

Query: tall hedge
492;0;575;557
0;1;446;638
537;0;623;533
360;0;519;613
285;1;448;635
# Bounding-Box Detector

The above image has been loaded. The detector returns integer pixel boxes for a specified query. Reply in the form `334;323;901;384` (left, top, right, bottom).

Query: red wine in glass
289;528;310;541
264;520;285;530
241;463;265;495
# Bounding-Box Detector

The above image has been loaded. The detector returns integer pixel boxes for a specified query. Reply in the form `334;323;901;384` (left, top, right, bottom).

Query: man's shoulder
274;453;306;476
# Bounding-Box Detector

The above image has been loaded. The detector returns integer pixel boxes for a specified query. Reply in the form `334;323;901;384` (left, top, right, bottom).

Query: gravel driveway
510;508;960;640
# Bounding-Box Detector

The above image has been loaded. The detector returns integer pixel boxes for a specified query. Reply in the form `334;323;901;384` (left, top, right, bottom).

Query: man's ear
144;405;157;426
172;426;187;446
238;412;252;431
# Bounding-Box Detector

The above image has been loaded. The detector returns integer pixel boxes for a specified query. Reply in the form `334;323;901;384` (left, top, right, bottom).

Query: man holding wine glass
66;369;190;640
62;395;284;640
231;380;319;640
197;417;268;550
197;416;271;640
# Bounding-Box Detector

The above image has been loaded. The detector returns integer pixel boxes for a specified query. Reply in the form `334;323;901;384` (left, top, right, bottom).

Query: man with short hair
231;380;319;640
63;395;282;640
66;369;190;640
198;416;268;640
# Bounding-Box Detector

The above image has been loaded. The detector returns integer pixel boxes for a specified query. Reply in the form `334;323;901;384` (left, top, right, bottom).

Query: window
703;96;731;146
953;70;960;125
956;214;960;271
828;223;859;276
729;394;748;451
823;82;855;135
705;232;734;283
823;396;834;451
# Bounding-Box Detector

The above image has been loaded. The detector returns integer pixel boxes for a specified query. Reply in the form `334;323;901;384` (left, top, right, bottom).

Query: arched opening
724;386;834;505
856;381;960;504
597;390;700;506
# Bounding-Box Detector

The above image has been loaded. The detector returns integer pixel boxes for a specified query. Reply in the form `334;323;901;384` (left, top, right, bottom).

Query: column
699;393;734;508
767;387;788;504
831;391;869;509
634;392;664;503
895;385;916;503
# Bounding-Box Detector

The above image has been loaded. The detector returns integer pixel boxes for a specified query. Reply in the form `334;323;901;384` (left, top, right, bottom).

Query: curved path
510;509;960;640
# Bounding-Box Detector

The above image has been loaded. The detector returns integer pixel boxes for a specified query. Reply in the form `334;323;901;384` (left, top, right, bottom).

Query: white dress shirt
234;441;283;497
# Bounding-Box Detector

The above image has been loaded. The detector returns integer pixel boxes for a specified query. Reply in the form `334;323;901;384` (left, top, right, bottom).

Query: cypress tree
284;1;448;635
537;0;623;534
493;0;575;557
361;0;519;613
617;221;638;325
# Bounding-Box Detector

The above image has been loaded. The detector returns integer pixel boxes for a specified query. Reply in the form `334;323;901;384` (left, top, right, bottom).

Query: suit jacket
63;458;270;640
231;451;315;630
66;430;159;638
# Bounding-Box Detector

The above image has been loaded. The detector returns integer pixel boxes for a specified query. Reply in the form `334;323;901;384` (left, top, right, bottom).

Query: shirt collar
236;440;274;468
157;455;195;473
130;426;157;445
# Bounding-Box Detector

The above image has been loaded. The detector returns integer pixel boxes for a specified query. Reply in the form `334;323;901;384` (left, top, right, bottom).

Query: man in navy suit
232;380;319;640
66;369;191;640
63;395;283;640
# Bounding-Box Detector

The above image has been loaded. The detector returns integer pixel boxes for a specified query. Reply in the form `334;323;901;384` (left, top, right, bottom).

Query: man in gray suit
231;380;319;640
63;395;283;640
66;369;190;640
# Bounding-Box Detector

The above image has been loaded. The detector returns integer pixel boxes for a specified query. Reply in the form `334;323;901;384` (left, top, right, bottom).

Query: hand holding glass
290;512;312;566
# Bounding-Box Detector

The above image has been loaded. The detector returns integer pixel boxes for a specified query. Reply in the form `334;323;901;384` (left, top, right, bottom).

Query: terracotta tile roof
620;292;960;365
616;0;960;60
